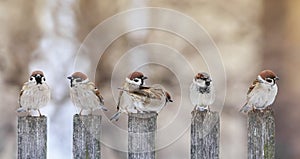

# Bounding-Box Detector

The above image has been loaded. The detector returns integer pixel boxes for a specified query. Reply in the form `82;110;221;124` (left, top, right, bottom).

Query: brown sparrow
118;85;173;113
189;72;215;111
110;71;148;121
240;70;279;113
18;70;51;116
67;72;107;115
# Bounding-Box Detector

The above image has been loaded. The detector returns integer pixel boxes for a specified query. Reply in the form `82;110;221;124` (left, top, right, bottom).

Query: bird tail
110;110;122;121
239;103;252;113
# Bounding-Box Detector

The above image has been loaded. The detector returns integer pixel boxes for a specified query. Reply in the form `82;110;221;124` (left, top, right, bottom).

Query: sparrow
118;85;173;113
240;70;279;113
110;71;148;121
67;72;107;115
189;72;215;111
18;70;51;116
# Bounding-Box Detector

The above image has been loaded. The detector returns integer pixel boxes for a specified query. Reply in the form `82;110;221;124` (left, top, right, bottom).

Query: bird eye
266;79;273;83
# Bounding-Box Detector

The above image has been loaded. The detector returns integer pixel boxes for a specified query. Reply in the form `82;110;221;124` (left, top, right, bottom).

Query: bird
67;72;107;115
18;70;51;116
110;71;148;121
189;72;215;111
118;84;173;113
240;70;279;113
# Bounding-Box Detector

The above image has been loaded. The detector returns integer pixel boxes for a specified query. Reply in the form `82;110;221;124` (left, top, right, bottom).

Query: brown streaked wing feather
95;88;104;105
89;82;104;105
247;79;259;95
131;88;163;100
19;90;23;107
130;90;151;98
18;84;28;107
150;88;165;99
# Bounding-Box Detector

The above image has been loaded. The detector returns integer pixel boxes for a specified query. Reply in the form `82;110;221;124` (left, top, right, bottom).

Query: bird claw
38;109;42;116
195;105;210;112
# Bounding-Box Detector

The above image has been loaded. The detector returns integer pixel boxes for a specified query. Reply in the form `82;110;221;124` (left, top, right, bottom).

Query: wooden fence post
191;110;220;159
128;112;157;159
248;109;275;159
17;116;47;159
73;114;102;159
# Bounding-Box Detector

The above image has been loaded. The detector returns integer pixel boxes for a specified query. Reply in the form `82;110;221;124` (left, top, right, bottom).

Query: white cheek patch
126;77;133;84
257;75;265;83
258;75;275;87
126;77;141;85
193;79;206;87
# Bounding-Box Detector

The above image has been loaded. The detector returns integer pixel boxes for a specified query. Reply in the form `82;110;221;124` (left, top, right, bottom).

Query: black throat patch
35;77;42;85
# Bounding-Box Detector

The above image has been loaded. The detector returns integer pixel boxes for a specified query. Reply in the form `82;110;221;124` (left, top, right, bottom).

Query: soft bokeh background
0;0;299;158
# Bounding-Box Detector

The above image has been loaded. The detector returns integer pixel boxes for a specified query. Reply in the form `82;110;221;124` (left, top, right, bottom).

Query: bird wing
129;87;165;104
18;83;28;107
133;87;163;100
88;82;104;105
247;79;259;95
18;90;24;107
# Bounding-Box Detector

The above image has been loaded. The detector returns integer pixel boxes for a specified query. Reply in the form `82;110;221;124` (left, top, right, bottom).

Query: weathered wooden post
73;114;102;159
191;110;220;159
248;109;275;159
128;112;157;159
17;116;47;159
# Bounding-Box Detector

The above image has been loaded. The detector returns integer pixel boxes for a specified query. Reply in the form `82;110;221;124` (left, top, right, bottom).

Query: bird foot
195;105;210;112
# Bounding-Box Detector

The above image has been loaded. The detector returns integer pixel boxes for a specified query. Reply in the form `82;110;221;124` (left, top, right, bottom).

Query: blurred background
0;0;299;158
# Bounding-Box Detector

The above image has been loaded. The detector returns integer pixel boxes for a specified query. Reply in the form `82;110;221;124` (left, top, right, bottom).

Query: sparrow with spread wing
110;71;148;121
119;84;173;113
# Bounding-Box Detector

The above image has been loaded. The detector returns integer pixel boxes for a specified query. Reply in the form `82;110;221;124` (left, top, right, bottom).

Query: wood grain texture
17;116;47;159
248;109;275;159
73;114;102;159
191;110;220;159
128;112;157;159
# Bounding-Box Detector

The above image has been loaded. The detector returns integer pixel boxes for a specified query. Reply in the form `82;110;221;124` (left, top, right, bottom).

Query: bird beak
67;76;73;87
275;76;279;80
142;76;148;80
35;75;42;84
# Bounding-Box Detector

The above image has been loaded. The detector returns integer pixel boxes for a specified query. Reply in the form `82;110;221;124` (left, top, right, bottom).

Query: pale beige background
0;0;299;158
